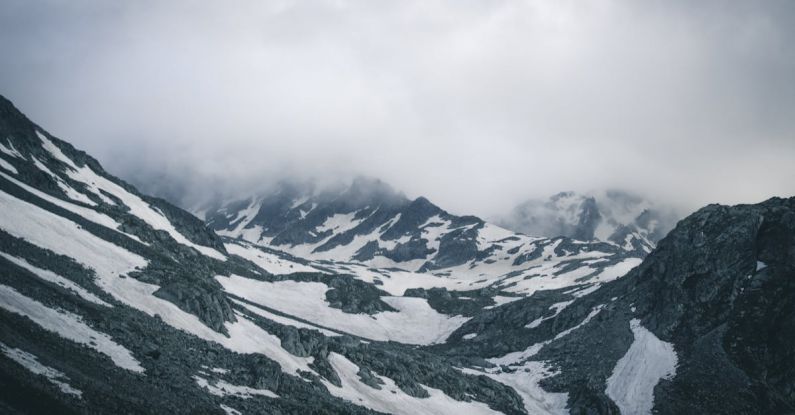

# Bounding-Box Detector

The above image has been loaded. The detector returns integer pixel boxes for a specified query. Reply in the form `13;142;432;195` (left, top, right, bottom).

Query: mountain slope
0;95;527;414
2;93;794;415
203;179;643;301
443;196;795;414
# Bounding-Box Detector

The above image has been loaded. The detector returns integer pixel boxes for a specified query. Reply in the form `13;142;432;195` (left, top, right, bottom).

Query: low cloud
1;0;793;216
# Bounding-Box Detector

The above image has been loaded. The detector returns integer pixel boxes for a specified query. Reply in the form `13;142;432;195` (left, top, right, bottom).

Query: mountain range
1;94;793;415
495;190;681;254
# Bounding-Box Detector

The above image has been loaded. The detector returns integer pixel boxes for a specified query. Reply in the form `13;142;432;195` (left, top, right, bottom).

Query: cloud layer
1;0;793;216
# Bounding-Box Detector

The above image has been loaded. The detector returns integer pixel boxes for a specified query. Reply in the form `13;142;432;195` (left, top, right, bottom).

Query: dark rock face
204;175;503;270
549;198;795;414
572;196;600;241
431;197;795;415
324;276;397;314
421;226;480;270
629;198;795;414
153;280;237;334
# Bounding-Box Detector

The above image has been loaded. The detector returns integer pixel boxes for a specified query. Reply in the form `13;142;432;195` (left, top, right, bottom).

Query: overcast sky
1;0;793;217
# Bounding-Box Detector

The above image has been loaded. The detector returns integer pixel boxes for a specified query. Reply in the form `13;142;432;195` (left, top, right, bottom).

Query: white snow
319;261;495;296
225;242;320;275
464;305;607;415
225;198;262;236
216;275;469;344
498;257;639;298
0;252;110;306
605;319;678;415
475;223;518;251
490;304;604;367
232;298;341;337
525;301;574;328
316;212;362;235
35;133;225;260
463;333;478;340
461;361;568;415
37;131;78;169
0;157;17;174
0;140;24;159
0;284;143;372
219;404;242;415
194;374;279;399
0;342;82;397
756;261;767;271
0;188;312;375
0;171;143;243
32;157;58;177
483;295;523;309
30;157;97;206
324;352;500;415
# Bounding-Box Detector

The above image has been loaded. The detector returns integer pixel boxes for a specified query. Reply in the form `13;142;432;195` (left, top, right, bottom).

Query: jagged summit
496;190;680;253
202;176;640;277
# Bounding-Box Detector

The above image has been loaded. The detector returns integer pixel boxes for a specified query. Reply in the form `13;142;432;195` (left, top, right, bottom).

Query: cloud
1;0;793;216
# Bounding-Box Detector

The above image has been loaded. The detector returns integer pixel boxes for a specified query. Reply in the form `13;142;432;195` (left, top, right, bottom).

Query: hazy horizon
2;0;793;218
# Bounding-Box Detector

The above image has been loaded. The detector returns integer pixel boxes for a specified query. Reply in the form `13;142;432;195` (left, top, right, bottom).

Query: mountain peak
496;190;680;253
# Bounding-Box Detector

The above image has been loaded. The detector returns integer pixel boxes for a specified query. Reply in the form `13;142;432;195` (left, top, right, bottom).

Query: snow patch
324;352;500;415
460;361;567;415
0;284;143;372
225;242;320;275
1;342;82;397
0;171;143;243
0;157;17;174
605;319;678;415
194;375;279;399
217;275;469;345
35;134;225;259
0;188;311;375
0;140;23;159
0;252;110;306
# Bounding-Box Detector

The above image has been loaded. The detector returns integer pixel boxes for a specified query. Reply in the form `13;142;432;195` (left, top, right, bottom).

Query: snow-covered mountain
495;191;680;254
2;93;794;415
201;178;644;297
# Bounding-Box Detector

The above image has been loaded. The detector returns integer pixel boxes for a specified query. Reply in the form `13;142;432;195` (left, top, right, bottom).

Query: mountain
1;92;794;415
496;191;681;254
451;196;795;414
202;179;642;294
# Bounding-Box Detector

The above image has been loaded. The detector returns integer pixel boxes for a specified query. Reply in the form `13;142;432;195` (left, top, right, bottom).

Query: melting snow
35;133;226;260
194;375;279;399
0;140;24;159
219;404;242;415
0;171;143;243
324;352;500;415
0;188;312;375
605;319;678;415
460;362;567;415
225;242;320;275
0;157;17;174
0;284;143;372
232;299;341;337
0;342;83;397
217;275;469;344
0;252;110;306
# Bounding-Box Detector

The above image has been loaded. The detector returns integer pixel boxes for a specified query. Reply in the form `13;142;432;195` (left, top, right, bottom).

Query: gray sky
1;0;793;217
